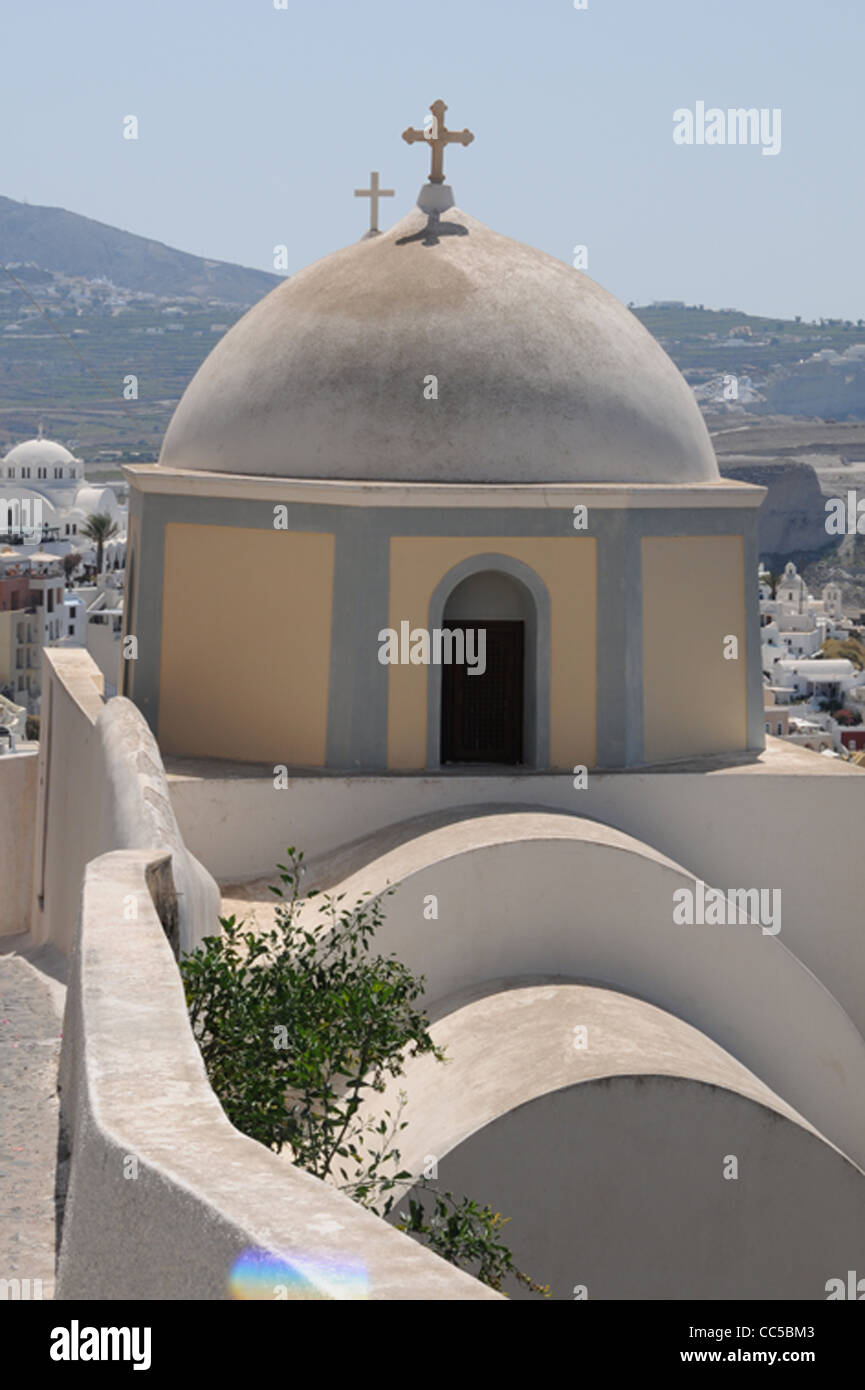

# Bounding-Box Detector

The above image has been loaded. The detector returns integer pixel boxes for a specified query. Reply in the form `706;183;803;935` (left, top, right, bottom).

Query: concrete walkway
0;937;67;1301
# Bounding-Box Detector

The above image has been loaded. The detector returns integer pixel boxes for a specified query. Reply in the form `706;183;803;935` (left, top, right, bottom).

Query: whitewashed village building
0;433;126;564
760;561;848;668
0;435;128;708
1;107;864;1301
0;547;126;710
0;548;67;711
760;562;865;753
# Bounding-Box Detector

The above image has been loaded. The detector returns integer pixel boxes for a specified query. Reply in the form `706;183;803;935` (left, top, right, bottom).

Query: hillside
631;303;865;419
0;195;279;303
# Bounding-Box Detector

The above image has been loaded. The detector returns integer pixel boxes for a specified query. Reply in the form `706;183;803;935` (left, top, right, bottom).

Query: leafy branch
180;848;549;1296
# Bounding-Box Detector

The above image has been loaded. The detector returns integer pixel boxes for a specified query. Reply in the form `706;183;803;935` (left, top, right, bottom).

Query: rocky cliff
718;458;831;563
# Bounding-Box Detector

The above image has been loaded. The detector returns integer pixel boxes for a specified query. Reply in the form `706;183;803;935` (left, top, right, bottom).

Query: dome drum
123;190;767;773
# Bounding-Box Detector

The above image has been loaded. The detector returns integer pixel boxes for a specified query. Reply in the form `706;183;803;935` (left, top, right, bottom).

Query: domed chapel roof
159;101;719;488
3;436;77;470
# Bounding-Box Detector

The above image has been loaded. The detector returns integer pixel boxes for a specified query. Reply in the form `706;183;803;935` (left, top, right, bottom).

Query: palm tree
81;514;119;576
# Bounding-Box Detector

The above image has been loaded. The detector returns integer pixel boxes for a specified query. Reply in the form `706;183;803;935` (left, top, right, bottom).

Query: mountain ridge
0;194;281;303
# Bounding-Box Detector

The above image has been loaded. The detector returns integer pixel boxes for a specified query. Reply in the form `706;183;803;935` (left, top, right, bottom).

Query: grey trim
595;512;641;768
742;510;767;752
129;492;168;735
424;554;551;771
325;512;390;769
623;515;645;765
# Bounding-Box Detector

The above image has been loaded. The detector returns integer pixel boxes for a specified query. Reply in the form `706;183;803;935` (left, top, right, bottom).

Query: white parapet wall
56;849;497;1301
0;748;37;936
31;648;219;956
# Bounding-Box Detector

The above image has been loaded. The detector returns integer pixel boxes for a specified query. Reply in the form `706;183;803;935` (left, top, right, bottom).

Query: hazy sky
3;0;863;319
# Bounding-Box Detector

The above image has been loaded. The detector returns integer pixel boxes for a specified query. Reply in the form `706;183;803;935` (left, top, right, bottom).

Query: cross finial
402;99;474;185
354;170;395;235
37;420;44;439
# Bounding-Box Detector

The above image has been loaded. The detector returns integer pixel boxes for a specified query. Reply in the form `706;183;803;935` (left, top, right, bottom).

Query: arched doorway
439;570;531;766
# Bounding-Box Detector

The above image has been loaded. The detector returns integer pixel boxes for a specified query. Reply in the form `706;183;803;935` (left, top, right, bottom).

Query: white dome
4;438;77;469
159;202;719;486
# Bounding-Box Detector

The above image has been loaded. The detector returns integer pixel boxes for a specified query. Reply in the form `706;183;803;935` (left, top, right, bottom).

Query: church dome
158;202;719;486
3;438;77;469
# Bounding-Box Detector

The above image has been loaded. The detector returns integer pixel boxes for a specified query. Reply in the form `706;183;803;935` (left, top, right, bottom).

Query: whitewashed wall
0;748;37;935
31;648;218;955
56;849;496;1301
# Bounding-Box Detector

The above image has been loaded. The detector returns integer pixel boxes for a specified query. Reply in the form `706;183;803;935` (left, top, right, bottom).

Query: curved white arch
363;987;865;1300
364;982;845;1171
297;807;865;1168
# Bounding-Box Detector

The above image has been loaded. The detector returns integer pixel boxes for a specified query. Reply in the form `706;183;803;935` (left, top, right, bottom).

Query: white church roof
777;659;853;678
71;485;121;515
158;197;720;487
3;438;77;468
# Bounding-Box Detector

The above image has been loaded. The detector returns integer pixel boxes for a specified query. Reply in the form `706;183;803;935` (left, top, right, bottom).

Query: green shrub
181;849;549;1296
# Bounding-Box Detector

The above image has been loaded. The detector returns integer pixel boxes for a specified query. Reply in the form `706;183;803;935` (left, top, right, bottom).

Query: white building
764;654;865;755
0;548;68;711
759;566;865;750
59;573;125;698
0;433;127;568
760;562;851;675
773;657;865;704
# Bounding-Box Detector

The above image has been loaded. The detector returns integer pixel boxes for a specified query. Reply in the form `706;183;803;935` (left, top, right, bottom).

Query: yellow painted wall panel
642;535;747;763
159;524;334;763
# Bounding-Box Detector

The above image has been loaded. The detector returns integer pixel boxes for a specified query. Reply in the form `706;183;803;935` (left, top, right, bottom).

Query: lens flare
229;1248;369;1300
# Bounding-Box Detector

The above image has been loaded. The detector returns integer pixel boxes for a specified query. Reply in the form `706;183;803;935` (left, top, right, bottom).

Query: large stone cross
354;171;394;233
402;100;474;185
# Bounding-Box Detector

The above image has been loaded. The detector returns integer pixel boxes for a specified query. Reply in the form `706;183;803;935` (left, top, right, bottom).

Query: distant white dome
1;437;84;490
3;438;76;468
159;202;719;486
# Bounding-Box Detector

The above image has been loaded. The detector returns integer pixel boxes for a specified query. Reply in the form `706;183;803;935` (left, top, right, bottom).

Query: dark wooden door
441;620;524;764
